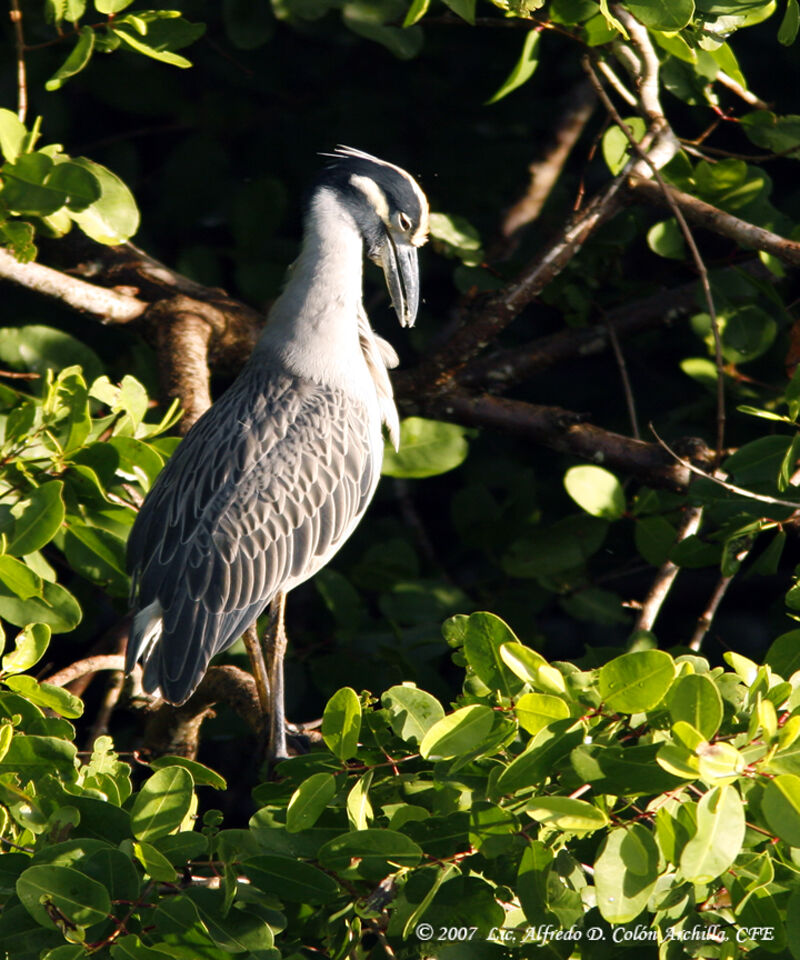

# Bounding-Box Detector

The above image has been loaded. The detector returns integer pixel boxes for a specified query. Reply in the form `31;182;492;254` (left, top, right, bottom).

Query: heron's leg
243;623;271;725
266;591;289;762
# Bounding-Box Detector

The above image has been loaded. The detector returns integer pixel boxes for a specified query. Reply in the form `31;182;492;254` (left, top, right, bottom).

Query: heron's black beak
378;233;419;328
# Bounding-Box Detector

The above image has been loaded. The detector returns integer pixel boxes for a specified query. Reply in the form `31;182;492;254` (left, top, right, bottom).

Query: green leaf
381;684;445;744
382;417;469;478
647;218;687;259
680;785;745;881
0;325;103;381
3;481;66;556
515;692;570;736
601;117;647;174
322;686;361;760
111;935;175;959
111;16;204;67
317;828;422;870
626;0;694;30
403;0;430;25
17;864;111;929
4;675;83;718
668;673;723;740
286;772;337;832
721;305;777;364
419;704;502;760
46;27;96;91
0;555;42;601
462;611;526;698
486;30;541;104
346;771;373;830
594;823;659;923
761;773;800;845
1;622;50;674
0;108;27;163
598;650;675;712
563;464;625;519
525;796;608;833
342;0;423;59
63;521;128;594
503;515;608;578
96;0;134;11
779;0;800;44
130;766;194;841
68;157;140;244
442;0;475;22
149;755;227;790
496;719;585;793
0;732;77;776
0;576;81;633
132;841;178;882
243;854;341;903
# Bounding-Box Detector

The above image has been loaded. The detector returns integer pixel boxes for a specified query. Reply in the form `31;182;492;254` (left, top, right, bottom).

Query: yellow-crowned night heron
126;147;429;759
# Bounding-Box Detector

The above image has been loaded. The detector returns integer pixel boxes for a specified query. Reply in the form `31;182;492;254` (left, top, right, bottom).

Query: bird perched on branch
126;147;429;759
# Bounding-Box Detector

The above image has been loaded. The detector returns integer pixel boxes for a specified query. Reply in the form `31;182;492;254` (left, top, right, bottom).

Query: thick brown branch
0;247;147;322
149;297;217;432
629;175;800;266
456;276;700;390
422;391;713;490
143;665;262;759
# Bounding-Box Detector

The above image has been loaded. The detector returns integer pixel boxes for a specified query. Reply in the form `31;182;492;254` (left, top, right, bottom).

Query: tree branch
498;80;596;241
142;665;263;759
0;247;147;322
421;391;713;490
628;175;800;266
635;505;703;633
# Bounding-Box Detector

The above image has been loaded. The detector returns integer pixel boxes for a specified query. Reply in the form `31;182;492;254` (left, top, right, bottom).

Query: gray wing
126;361;379;703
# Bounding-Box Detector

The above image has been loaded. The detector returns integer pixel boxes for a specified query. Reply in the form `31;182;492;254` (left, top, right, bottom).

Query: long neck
256;188;367;388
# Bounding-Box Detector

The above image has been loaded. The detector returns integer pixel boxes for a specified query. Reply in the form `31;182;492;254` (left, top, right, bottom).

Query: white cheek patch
350;174;391;226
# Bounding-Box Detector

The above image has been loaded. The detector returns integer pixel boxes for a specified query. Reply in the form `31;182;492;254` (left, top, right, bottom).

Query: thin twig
86;669;125;745
595;59;637;107
635;505;703;633
9;0;26;123
716;71;769;110
690;568;742;652
45;654;126;687
583;53;726;465
650;424;800;510
605;319;640;440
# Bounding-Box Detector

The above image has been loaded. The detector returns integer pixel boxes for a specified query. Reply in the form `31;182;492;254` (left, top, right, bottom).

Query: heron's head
316;146;429;327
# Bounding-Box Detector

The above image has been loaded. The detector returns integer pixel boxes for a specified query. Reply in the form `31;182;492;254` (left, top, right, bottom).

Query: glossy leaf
680;785;745;881
598;650;675;712
594;823;659;923
321;686;361;760
668;673;723;740
1;622;51;674
286;772;337;833
17;864;111;929
381;684;445;743
563;464;625;519
130;766;194;841
243;855;341;903
486;29;541;104
382;417;469;478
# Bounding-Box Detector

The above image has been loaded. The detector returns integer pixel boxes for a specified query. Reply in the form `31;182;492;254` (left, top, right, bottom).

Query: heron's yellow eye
398;212;412;231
